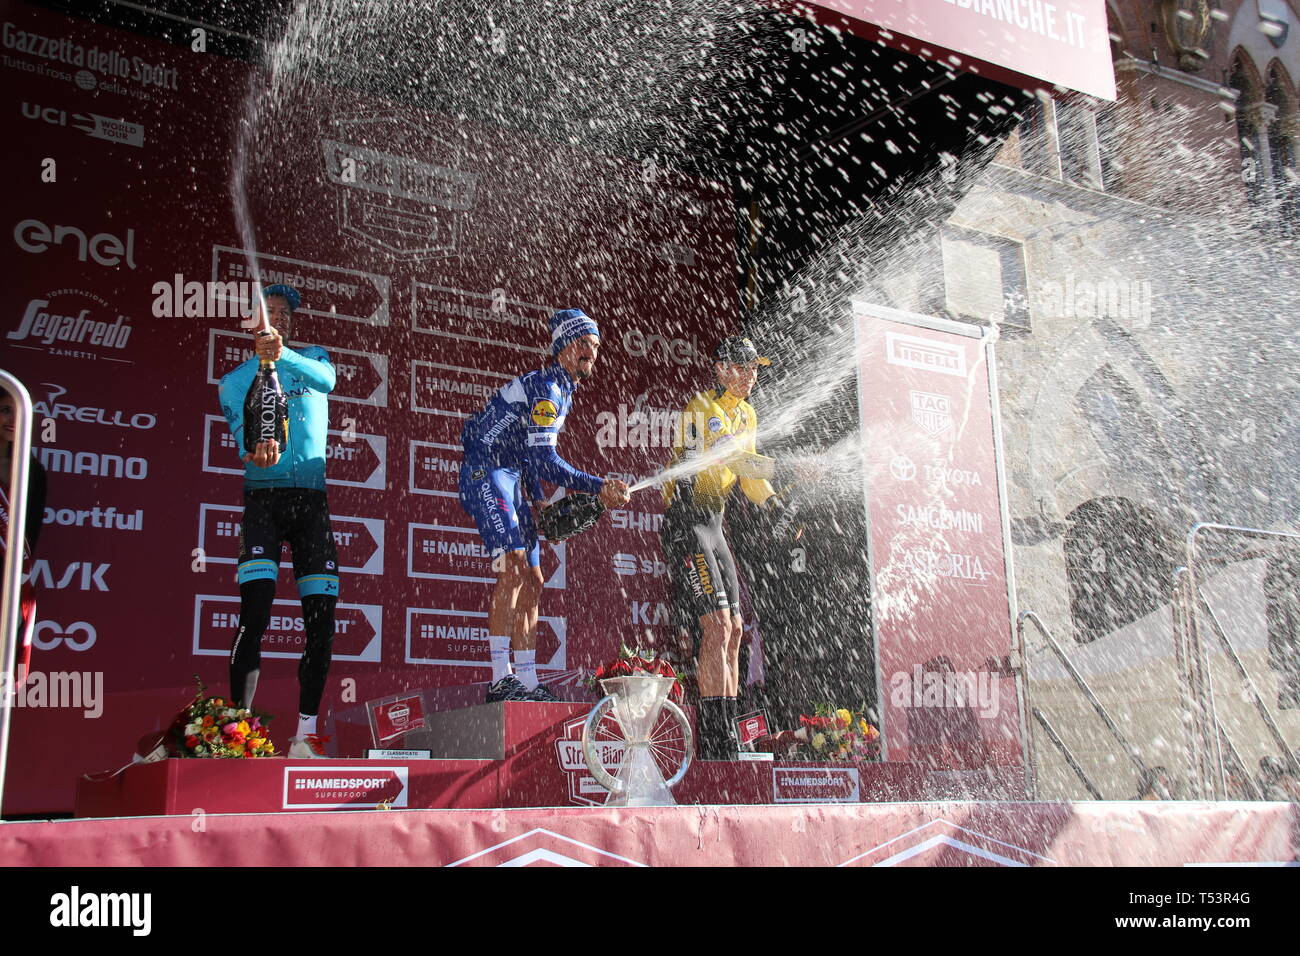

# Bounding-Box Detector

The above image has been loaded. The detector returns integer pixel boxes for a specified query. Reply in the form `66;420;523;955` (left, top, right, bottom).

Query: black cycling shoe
526;683;560;702
486;675;532;702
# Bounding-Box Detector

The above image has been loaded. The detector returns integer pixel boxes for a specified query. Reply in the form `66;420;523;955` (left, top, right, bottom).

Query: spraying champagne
242;308;289;456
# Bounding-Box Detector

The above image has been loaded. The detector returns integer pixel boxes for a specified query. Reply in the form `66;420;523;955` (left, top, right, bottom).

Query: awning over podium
783;0;1117;99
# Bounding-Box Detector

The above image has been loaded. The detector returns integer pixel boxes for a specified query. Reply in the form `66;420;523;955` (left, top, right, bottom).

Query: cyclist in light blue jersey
217;284;339;759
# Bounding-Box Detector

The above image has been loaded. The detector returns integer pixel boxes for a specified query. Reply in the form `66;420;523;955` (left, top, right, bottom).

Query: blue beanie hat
550;308;599;356
262;284;301;312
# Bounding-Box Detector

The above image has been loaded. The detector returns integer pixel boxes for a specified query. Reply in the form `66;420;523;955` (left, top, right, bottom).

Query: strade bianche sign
795;0;1116;99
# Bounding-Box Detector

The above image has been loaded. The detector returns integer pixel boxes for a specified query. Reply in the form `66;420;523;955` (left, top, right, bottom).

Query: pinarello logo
282;766;409;809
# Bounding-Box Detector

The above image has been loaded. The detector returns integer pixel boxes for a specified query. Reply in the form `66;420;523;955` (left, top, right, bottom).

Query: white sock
489;636;513;682
514;650;539;690
296;714;317;738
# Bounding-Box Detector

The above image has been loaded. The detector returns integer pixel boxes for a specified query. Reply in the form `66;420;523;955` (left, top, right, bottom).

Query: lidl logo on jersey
531;399;559;426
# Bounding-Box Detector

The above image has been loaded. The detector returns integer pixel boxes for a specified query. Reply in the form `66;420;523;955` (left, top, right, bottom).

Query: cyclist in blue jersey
218;284;339;758
460;308;629;702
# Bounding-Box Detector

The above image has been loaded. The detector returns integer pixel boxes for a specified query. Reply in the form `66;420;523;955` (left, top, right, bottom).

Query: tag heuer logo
910;391;952;437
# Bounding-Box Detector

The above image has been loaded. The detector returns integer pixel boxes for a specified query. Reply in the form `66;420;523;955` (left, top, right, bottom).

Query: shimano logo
37;447;147;480
609;509;663;533
14;218;137;268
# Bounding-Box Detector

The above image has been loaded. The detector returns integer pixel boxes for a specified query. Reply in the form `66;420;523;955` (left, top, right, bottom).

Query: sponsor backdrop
0;3;723;812
855;304;1022;769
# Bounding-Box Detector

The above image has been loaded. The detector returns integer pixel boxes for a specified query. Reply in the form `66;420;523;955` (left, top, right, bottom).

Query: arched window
1064;498;1179;643
1231;55;1267;206
1266;65;1299;228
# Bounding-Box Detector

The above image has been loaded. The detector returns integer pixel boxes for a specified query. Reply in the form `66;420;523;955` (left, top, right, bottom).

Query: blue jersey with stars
460;363;603;496
218;345;336;490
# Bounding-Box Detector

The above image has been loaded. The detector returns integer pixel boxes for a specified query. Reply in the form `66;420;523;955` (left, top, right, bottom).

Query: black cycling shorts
661;504;740;620
236;488;340;598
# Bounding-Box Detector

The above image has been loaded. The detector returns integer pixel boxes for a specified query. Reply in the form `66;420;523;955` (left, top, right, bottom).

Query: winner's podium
75;695;966;817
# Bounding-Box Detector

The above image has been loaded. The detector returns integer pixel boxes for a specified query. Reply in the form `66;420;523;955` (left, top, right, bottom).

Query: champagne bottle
243;353;289;455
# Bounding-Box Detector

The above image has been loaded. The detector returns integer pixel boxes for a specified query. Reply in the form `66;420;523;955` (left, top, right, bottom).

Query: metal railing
1177;523;1300;800
1030;706;1102;799
1017;610;1171;799
0;372;34;820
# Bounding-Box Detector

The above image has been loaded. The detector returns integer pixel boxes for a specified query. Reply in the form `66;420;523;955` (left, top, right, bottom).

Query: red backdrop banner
1;2;731;812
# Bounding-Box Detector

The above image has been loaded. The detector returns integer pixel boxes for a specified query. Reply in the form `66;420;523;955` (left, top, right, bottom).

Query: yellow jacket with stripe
662;387;776;513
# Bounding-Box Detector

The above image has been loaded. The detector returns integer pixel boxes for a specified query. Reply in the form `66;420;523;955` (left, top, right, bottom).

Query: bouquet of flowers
795;703;881;762
171;678;277;758
588;643;683;703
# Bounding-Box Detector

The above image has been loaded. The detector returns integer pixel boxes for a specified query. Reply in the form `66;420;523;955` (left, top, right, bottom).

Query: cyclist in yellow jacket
661;336;789;760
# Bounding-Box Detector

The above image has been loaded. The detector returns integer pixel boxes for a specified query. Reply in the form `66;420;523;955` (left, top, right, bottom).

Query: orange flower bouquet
172;678;277;758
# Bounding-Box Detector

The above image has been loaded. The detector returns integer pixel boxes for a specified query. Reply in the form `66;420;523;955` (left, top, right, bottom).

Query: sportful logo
886;331;966;378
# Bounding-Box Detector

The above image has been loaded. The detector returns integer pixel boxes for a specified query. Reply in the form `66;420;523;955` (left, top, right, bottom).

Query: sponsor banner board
854;303;1021;769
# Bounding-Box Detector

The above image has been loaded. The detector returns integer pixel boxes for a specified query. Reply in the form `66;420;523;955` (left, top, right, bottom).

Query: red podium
75;700;951;817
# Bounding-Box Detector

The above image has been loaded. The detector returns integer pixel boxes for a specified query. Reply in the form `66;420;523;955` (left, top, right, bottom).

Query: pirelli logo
885;331;966;378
